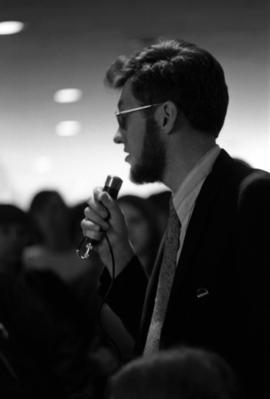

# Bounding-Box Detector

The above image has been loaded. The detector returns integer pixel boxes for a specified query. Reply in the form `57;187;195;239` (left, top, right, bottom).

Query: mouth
124;149;130;163
125;153;131;163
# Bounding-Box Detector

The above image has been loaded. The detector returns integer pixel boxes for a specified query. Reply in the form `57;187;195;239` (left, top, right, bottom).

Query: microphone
76;175;123;260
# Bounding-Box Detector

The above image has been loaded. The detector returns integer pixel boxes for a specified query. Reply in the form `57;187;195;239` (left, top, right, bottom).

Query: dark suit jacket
109;149;270;398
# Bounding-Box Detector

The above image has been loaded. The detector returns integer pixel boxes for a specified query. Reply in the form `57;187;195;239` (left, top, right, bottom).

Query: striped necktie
144;199;181;355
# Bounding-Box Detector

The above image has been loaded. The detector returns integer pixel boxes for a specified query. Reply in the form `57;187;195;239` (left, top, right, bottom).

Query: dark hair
107;346;240;399
105;39;229;137
0;204;29;226
29;190;67;215
27;190;71;247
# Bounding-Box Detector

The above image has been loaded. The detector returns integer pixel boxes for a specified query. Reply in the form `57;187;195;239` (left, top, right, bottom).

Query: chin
130;165;158;185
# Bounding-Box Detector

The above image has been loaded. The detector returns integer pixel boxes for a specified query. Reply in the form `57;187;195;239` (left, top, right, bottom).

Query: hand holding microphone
78;175;135;276
77;175;123;259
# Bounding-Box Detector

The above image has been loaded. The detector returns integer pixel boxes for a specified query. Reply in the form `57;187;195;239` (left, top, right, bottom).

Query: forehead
118;79;139;109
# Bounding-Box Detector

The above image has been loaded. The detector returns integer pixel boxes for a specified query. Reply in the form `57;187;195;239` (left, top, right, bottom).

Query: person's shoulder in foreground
105;346;241;399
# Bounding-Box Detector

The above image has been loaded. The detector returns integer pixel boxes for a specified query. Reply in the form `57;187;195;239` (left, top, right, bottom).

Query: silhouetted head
106;346;240;399
0;204;30;273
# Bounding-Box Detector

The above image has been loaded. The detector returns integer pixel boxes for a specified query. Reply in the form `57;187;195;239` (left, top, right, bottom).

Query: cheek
129;134;141;153
127;120;145;153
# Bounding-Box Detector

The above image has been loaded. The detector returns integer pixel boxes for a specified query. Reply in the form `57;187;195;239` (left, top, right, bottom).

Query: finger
98;191;119;217
91;187;110;218
81;218;105;242
84;206;109;231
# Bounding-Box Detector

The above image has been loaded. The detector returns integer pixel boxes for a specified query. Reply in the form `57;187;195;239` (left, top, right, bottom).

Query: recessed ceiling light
56;120;81;137
54;88;82;104
0;21;24;35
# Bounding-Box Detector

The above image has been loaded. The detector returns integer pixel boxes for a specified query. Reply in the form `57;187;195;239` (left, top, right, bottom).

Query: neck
163;130;216;193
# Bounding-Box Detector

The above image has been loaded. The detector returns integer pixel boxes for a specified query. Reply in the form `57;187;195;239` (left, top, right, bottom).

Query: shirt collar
172;145;221;223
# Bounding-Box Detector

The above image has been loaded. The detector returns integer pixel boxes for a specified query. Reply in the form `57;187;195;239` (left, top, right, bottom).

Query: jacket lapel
176;150;232;274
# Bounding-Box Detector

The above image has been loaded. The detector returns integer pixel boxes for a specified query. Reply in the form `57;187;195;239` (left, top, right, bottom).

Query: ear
156;101;178;134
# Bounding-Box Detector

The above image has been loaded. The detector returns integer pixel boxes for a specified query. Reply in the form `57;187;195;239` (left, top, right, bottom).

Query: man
81;39;270;398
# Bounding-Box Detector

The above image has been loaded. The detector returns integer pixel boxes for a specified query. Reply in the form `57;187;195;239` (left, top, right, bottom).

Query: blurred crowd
0;188;171;398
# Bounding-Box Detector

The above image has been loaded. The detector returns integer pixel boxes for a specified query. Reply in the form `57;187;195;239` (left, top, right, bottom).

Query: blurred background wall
0;0;269;208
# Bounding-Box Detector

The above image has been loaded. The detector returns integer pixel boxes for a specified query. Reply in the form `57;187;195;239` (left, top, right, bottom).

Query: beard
130;116;167;184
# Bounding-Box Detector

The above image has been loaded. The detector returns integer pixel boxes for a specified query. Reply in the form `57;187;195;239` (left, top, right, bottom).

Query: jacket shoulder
238;169;270;204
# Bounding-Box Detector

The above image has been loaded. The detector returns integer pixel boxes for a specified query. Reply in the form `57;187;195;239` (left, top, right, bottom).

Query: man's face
114;80;166;184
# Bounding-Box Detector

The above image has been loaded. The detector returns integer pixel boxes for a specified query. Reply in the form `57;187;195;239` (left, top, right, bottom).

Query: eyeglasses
115;103;162;130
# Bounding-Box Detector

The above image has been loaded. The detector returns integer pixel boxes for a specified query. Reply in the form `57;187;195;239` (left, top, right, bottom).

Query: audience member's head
28;190;72;251
106;346;240;399
0;204;30;275
117;195;160;275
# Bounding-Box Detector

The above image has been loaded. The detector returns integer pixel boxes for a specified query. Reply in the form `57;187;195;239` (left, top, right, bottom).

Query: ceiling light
56;120;81;136
54;88;82;104
0;21;24;35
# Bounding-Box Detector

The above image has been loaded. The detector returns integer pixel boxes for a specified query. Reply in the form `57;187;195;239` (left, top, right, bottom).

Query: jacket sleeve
105;256;148;338
236;171;270;398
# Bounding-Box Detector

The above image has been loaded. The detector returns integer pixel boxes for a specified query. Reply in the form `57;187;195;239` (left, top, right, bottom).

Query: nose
113;128;124;144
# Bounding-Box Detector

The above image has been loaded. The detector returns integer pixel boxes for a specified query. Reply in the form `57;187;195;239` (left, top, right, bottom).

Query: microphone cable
95;233;124;363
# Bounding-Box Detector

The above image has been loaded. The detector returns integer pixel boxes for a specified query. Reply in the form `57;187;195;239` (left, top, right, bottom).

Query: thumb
99;190;121;218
